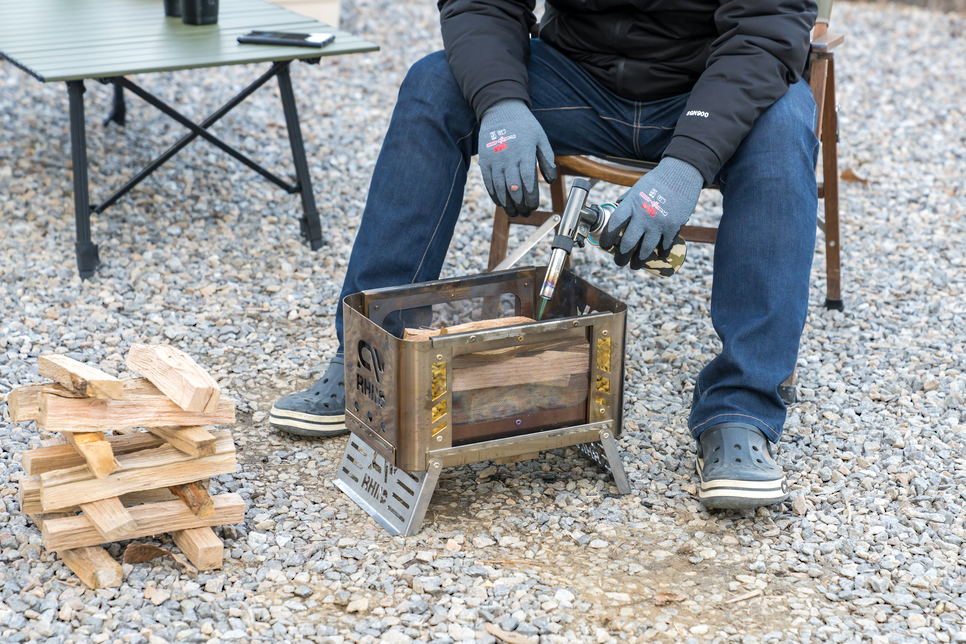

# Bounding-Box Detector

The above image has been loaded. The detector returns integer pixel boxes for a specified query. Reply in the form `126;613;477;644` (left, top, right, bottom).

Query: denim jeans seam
599;116;674;130
410;128;475;283
632;103;641;158
691;413;778;439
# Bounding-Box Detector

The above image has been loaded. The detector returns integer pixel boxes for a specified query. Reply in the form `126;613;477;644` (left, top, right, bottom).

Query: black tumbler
181;0;218;25
164;0;181;17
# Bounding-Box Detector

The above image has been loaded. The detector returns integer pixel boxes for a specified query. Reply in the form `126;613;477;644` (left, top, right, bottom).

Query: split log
39;354;124;400
169;481;214;518
24;431;165;475
42;493;245;550
38;378;234;432
146;425;217;458
451;337;589;391
78;497;137;541
39;430;235;512
27;512;75;528
404;316;535;342
19;475;194;515
171;527;223;571
126;344;220;413
58;547;123;589
8;383;74;422
63;432;120;479
452;374;589;426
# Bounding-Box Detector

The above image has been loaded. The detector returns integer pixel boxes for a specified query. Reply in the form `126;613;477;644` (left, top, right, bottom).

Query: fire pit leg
577;430;631;494
334;436;443;536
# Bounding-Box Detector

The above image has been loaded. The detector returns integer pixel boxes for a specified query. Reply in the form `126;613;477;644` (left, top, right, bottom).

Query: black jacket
438;0;817;185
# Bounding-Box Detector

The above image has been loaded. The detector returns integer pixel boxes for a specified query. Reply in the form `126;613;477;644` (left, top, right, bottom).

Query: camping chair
487;0;844;404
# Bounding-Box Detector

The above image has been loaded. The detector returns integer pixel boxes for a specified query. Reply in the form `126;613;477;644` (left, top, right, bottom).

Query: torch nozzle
536;177;597;320
538;247;568;307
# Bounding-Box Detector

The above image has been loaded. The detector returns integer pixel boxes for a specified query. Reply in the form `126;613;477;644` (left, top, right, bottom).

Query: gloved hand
478;99;557;218
598;157;703;269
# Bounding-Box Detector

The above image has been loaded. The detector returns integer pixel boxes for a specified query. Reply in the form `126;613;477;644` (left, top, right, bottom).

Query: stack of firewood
8;345;244;589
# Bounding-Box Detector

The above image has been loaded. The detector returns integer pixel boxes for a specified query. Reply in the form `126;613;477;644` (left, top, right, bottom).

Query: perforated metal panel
334;437;441;536
577;441;608;468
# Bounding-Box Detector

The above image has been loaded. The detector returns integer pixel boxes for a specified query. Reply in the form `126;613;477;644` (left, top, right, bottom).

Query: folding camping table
0;0;378;278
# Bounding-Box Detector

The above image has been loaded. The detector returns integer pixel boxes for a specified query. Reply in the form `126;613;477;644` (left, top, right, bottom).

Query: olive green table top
0;0;378;82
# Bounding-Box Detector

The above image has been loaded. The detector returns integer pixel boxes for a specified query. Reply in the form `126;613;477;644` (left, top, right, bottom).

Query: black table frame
67;58;323;279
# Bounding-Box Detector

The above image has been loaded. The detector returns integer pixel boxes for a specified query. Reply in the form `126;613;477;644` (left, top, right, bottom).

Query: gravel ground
2;2;966;643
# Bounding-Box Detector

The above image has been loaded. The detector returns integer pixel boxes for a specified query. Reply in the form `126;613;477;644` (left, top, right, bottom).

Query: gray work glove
598;157;703;270
478;99;557;218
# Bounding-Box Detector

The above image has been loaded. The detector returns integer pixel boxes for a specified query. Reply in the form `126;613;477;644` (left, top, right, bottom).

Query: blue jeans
335;40;819;442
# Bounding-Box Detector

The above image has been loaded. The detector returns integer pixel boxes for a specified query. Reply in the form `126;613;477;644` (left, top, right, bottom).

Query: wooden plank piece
172;526;223;571
404;316;535;342
146;425;217;458
19;475;203;515
78;497;137;541
169;481;215;518
63;432;120;479
24;431;165;475
126;344;220;413
39;354;124;400
8;382;74;422
38;378;235;432
43;494;245;550
58;547;123;589
28;512;75;529
810;32;844;52
451;338;589;392
39;431;235;512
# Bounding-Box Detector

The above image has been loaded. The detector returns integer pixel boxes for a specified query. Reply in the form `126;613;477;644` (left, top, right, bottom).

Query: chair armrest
811;32;844;53
556;155;651;188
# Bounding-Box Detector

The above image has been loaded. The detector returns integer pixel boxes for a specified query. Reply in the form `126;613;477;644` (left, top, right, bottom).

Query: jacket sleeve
438;0;536;120
663;0;817;185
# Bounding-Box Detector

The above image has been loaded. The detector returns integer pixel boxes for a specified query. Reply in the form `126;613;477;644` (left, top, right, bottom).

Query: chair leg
778;371;798;406
809;57;828;142
487;207;511;271
822;57;843;311
549;176;567;213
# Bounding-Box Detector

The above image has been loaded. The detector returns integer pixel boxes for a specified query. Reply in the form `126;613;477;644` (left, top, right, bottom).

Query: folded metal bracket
491;215;561;272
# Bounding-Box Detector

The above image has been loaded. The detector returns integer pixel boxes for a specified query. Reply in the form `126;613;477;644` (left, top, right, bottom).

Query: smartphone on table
237;31;335;48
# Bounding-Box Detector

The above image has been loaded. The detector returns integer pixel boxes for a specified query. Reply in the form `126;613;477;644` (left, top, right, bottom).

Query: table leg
103;81;126;127
276;63;323;250
67;80;100;279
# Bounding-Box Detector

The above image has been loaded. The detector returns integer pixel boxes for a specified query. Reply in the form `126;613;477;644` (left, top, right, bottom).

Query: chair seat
557;155;720;190
556;155;655;189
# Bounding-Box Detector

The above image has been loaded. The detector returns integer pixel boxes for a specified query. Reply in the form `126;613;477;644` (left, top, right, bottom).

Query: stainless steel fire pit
334;267;630;535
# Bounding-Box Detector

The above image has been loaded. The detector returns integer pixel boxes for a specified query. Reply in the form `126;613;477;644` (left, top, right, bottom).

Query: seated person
270;0;821;510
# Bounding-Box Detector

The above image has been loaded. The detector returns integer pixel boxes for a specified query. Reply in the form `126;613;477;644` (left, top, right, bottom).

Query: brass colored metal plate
596;337;612;372
431;362;446;399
